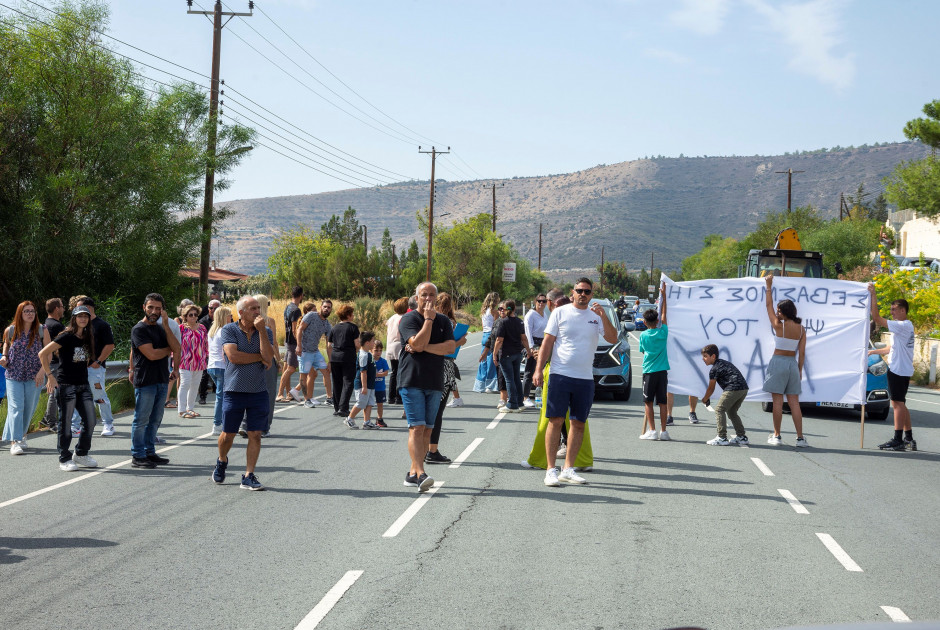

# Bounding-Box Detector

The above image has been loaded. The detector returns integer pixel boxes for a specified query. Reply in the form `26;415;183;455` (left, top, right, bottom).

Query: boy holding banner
700;345;750;446
639;283;670;441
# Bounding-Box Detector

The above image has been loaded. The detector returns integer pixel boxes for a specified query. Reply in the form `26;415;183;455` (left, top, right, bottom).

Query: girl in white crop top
763;275;808;446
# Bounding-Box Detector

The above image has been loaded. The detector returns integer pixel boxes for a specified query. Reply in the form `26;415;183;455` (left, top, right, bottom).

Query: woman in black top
492;299;531;412
328;304;360;417
38;305;98;471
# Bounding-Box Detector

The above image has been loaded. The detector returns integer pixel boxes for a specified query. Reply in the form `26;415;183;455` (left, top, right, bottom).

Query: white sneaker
557;444;567;457
304;399;318;408
575;466;593;472
211;425;222;436
72;455;98;468
544;467;561;487
706;435;730;446
795;437;809;448
639;429;658;440
497;401;507;410
559;467;587;484
446;397;464;408
767;434;783;446
10;442;24;456
60;460;79;472
729;435;749;445
344;417;357;429
658;430;671;441
522;398;535;408
20;438;27;449
101;424;115;437
521;459;534;469
289;388;304;402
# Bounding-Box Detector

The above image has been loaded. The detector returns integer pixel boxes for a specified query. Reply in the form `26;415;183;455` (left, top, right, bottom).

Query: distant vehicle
633;302;656;331
742;227;825;278
931;259;940;274
897;256;937;271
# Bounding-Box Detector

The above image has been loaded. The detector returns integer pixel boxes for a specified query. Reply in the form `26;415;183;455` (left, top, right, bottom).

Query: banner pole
860;404;866;449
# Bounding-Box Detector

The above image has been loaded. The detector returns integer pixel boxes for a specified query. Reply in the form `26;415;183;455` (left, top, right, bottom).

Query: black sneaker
131;456;156;469
147;454;170;465
212;458;227;484
904;438;917;451
198;398;207;405
240;472;265;491
324;397;334;406
417;472;434;493
376;418;388;428
666;415;674;426
878;438;905;451
425;450;452;464
403;472;419;487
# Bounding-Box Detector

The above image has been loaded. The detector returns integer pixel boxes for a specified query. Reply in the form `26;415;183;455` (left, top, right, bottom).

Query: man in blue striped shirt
211;296;275;491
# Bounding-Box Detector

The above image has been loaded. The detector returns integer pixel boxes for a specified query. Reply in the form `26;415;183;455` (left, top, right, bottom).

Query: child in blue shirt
373;340;389;428
347;331;377;429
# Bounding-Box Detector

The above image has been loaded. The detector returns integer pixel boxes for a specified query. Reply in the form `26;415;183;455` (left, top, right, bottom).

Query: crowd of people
0;278;920;492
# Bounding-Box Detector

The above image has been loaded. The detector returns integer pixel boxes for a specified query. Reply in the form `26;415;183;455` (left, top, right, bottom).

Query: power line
450;151;486;180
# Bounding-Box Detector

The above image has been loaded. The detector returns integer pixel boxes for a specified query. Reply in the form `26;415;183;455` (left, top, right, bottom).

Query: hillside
212;142;929;275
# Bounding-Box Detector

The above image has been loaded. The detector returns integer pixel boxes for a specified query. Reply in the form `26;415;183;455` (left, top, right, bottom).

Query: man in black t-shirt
398;282;455;493
491;300;531;412
73;297;116;437
279;286;304;402
129;293;181;469
700;344;750;446
41;297;65;431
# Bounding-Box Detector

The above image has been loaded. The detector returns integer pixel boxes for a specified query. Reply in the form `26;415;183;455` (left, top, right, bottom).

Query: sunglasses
23;310;36;314
187;313;198;317
497;307;506;311
574;288;593;295
536;299;547;303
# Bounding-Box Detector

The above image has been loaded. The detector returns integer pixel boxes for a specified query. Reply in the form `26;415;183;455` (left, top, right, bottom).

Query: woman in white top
762;276;808;447
473;292;500;392
206;306;232;435
385;297;409;405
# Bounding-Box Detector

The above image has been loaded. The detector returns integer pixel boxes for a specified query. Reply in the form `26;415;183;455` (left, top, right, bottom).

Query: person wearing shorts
639;283;670;441
211;296;274;491
869;285;917;451
762;275;808;447
277;286;304;402
345;331;378;429
397;282;455;493
373;341;389;427
295;300;333;408
533;278;617;487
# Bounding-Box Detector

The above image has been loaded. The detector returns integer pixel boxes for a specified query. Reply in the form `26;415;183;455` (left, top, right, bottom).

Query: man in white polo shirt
869;284;917;451
533;277;618;486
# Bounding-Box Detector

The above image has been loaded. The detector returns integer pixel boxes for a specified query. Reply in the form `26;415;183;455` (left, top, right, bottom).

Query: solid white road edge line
907;397;939;406
0;431;214;510
880;606;911;622
449;438;485;469
382;481;445;538
777;489;810;514
486;413;506;430
750;457;774;476
816;533;863;572
294;570;364;630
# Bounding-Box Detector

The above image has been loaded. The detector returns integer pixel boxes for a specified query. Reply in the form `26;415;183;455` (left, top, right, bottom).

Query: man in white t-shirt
533;277;618;486
869;284;917;451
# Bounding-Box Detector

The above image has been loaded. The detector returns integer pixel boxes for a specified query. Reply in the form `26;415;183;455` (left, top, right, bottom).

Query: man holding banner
869;285;917;452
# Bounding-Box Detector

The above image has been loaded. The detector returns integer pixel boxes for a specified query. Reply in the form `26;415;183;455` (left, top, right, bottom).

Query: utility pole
187;0;252;304
363;225;368;251
538;223;542;271
600;246;605;295
650;252;655;300
775;168;805;213
840;192;848;220
419;146;449;282
483;183;504;231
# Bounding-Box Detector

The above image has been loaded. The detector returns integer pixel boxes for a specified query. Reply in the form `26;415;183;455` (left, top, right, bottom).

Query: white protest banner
660;274;870;404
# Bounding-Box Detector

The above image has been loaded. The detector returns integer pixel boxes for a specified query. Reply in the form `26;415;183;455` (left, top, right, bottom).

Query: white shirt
886;319;915;377
157;317;182;370
524;308;548;347
385;313;403;362
207;330;227;370
543;304;606;380
481;310;495;333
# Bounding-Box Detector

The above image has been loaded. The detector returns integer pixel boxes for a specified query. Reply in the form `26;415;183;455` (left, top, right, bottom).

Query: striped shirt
220;322;274;393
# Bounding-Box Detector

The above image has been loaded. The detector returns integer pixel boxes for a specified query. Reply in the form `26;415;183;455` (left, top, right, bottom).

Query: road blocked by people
661;275;870;405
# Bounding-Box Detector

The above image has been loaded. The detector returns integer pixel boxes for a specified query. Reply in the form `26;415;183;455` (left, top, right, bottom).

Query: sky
73;0;940;201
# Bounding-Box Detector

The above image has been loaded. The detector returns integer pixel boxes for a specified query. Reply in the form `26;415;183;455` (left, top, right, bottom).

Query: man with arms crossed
533;278;618;486
398;282;456;493
212;296;275;490
869;285;917;451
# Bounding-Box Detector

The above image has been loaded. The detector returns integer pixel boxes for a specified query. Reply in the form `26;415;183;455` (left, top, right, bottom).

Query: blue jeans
131;382;168;458
498;352;524;409
207;368;225;427
399;387;443;428
3;379;41;442
473;331;498;392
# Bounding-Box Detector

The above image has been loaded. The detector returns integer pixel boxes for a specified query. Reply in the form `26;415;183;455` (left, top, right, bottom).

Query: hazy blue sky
95;0;940;201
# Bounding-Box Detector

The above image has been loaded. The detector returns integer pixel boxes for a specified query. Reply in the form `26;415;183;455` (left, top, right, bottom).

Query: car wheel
761;402;772;412
868;407;889;421
614;385;631;401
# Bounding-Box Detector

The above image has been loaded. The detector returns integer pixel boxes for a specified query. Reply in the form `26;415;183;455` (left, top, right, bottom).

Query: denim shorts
299;350;327;374
399;387;442;428
222;390;269;433
545;373;594;422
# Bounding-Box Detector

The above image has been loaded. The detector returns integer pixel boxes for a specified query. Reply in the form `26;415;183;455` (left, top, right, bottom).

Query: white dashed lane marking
816;533;863;572
294;570;364;629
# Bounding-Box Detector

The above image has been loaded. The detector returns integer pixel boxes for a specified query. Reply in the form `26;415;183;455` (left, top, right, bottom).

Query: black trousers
197;369;214;399
522;338;543;399
388;358;400;404
57;383;95;462
430;384;453;446
331;358;357;415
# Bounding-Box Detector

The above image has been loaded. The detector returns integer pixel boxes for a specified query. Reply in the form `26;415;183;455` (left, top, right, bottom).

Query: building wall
888;211;940;258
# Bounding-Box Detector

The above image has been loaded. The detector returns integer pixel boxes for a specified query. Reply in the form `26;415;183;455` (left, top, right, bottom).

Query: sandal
164;400;177;408
275;396;291;403
181;411;197;419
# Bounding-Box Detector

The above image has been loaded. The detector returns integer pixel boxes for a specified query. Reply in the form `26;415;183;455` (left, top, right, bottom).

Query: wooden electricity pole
419;146;449;282
775;168;805;213
538;223;543;271
187;0;252;304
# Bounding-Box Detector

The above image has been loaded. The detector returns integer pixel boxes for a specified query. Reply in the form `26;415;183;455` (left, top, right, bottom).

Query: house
887;209;940;258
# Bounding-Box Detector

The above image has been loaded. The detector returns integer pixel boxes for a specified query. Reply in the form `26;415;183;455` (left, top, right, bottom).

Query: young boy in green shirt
638;282;671;441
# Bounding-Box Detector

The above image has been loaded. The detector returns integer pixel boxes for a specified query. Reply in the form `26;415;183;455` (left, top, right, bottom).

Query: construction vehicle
741;227;825;278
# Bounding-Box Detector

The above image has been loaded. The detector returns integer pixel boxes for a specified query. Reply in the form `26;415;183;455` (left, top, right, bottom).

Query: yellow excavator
742;227;825;278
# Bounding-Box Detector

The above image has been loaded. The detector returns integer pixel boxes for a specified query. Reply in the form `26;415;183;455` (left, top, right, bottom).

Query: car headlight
868;360;887;376
607;340;622;366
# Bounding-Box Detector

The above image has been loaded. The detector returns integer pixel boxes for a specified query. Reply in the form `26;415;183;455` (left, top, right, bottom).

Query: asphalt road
1;331;938;630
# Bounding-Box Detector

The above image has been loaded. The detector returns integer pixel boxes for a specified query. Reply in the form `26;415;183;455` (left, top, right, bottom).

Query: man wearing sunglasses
522;294;549;407
533;278;618;486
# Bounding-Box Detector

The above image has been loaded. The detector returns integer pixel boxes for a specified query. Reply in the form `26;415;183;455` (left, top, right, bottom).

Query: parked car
897;256;937;271
760;341;890;421
633;302;656;331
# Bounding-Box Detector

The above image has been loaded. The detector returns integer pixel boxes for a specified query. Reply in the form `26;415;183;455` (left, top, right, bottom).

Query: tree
0;2;254;319
679;234;746;280
801;217;881;277
740;206;825;251
885;100;940;219
320;207;365;248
